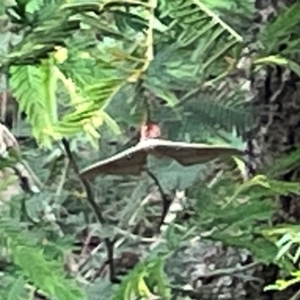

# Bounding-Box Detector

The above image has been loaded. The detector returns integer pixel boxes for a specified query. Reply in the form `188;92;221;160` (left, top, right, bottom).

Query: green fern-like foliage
0;218;84;300
3;1;299;300
95;0;251;138
253;2;300;79
0;185;81;298
159;0;242;47
4;0;252;148
187;175;276;262
259;1;300;56
185;150;300;266
9;52;122;147
113;257;171;300
199;0;254;35
10;64;56;147
146;0;249;137
150;82;253;141
0;160;83;300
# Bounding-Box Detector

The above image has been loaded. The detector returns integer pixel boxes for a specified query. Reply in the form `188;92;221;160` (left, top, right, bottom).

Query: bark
246;0;300;298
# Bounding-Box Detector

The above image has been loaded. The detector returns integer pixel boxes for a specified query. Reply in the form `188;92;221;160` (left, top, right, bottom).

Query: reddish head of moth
140;122;161;140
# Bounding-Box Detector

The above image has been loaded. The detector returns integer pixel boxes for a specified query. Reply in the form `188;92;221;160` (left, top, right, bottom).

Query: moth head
140;122;161;140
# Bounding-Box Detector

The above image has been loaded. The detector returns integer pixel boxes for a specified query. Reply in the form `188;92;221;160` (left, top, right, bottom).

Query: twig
290;288;300;300
56;158;69;196
146;169;172;230
61;138;105;224
104;238;120;283
196;262;261;281
61;139;119;283
1;89;7;123
79;228;95;258
25;283;49;300
78;242;102;274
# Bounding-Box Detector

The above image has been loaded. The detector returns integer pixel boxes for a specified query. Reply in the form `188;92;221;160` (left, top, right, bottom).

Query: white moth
80;138;244;178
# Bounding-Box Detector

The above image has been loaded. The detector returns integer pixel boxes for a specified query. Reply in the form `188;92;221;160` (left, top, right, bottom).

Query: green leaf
25;0;44;13
254;55;300;78
0;219;84;300
7;276;27;300
9;64;57;147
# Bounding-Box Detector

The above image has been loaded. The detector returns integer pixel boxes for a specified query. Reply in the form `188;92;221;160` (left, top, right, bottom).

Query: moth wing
80;144;148;178
152;140;244;166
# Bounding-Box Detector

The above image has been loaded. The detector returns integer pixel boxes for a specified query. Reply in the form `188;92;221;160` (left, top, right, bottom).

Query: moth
80;137;245;179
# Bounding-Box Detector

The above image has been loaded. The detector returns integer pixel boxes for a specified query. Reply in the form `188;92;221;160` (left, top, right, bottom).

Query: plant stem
61;138;105;224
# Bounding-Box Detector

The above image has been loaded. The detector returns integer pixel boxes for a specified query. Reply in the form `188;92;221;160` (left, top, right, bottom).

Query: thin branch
78;242;102;275
61;139;120;283
196;262;261;281
61;138;105;224
290;288;300;300
146;169;172;230
104;238;120;283
56;158;69;195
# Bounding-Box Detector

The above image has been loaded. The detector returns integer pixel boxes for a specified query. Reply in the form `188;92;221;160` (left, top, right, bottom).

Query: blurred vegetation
1;0;300;299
